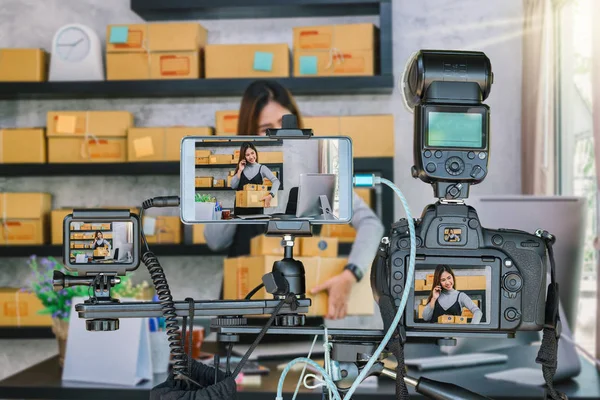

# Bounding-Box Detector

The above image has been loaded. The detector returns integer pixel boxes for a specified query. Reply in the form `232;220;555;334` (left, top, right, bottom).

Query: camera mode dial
445;157;465;176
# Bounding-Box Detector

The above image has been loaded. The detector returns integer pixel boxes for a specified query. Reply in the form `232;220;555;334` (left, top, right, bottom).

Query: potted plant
195;193;216;220
23;255;149;367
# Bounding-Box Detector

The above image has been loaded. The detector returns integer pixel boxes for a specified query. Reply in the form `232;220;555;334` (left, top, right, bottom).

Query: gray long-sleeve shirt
231;162;280;194
422;289;483;324
204;191;384;274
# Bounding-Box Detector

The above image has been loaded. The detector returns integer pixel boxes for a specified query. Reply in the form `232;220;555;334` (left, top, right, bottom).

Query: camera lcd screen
68;221;135;264
413;265;491;325
180;136;353;224
426;112;483;148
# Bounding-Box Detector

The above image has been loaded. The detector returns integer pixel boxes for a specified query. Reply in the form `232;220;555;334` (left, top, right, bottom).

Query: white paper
62;297;152;386
143;217;156;236
485;367;546;386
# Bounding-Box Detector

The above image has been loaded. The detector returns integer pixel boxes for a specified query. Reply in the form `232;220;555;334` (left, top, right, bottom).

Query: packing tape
15;289;21;327
1;192;10;244
141;24;152;77
80;111;100;160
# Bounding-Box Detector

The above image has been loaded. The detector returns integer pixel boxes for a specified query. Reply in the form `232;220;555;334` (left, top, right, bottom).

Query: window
556;0;596;356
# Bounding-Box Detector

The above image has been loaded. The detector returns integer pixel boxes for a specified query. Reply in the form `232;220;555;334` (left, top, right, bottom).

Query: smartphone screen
180;136;353;224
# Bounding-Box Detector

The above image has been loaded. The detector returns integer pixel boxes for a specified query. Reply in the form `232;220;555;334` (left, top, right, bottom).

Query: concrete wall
0;0;524;381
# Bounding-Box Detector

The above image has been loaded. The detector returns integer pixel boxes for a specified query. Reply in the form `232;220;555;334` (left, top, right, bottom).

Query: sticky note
109;26;129;44
253;52;274;72
133;136;155;158
56;115;77;134
143;217;156;236
299;56;318;75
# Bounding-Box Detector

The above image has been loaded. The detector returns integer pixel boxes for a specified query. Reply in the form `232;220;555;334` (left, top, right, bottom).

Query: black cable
186;297;195;381
226;343;233;376
244;283;265;300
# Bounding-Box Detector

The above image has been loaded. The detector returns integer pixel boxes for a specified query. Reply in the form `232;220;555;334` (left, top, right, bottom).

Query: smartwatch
269;192;275;198
344;263;363;282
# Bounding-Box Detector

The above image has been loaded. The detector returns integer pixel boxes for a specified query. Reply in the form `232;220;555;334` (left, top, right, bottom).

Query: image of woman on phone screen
231;141;280;216
422;265;482;324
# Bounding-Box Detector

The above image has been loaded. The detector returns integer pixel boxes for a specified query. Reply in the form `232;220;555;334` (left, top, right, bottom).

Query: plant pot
51;317;69;367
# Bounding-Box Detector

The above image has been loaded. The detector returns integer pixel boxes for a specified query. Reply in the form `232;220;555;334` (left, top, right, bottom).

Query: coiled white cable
276;175;416;399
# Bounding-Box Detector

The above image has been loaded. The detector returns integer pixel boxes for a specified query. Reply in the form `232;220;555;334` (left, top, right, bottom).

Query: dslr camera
373;50;547;337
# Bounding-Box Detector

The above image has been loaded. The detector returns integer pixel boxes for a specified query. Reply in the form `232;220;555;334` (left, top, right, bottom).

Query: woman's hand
261;194;272;208
238;160;246;172
310;270;356;320
432;285;442;302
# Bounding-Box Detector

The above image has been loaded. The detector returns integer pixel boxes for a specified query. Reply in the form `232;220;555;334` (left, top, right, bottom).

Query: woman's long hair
426;264;456;304
94;231;103;240
237;80;303;135
234;142;259;174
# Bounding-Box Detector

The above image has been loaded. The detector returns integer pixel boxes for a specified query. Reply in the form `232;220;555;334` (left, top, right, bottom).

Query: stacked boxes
46;111;133;163
205;44;289;78
0;193;51;245
106;23;207;80
128;127;213;161
293;24;376;77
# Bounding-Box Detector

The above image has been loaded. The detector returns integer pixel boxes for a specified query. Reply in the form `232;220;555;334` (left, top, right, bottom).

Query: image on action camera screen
69;221;135;264
413;265;491;325
427;112;483;148
443;227;462;243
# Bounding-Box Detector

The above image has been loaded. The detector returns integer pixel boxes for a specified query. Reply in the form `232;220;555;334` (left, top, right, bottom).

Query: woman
231;142;280;213
92;231;111;250
205;79;384;320
422;265;483;324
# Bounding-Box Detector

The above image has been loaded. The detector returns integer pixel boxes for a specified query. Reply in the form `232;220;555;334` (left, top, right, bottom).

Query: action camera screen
68;221;135;264
413;265;491;325
426;112;483;149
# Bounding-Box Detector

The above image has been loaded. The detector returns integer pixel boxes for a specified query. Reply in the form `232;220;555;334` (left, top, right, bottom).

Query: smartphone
180;136;354;224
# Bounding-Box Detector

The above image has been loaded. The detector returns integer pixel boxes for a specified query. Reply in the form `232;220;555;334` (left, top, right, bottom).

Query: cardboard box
293;24;375;52
47;111;133;138
195;150;211;158
0;193;51;245
48;138;126;163
195;177;213;188
468;276;486;290
128;127;213;161
462;308;473;318
250;236;288;256
244;184;258;191
107;52;200;80
215;110;239;135
0;289;52;327
94;248;110;257
51;209;72;245
303;116;340;135
454;316;468;324
438;315;455;324
259;151;283;163
421;298;428;306
418;304;426;319
205;44;290;78
0;48;47;82
235;191;278;208
355;188;372;208
196;157;209;165
106;23;207;80
426;274;434;286
0;128;46;163
339;115;394;157
414;280;425;291
321;224;356;243
192;224;206;244
422;283;432;291
224;255;373;316
143;216;181;244
210;154;233;164
227;175;234;187
263;179;272;186
214;179;225;188
299;237;338;257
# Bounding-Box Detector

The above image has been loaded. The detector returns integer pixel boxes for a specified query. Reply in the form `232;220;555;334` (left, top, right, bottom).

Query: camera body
386;202;546;334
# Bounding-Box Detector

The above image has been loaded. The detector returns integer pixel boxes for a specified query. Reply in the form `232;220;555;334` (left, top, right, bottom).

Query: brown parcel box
258;152;284;163
0;128;46;163
302;116;340;135
106;23;207;80
48;138;126;163
224;256;373;316
205;44;290;78
235;191;278;208
0;289;52;327
51;209;72;245
192;224;206;244
321;224;356;243
196;177;213;188
354;188;372;208
438;315;455;324
143;216;181;244
339;115;394;157
214;179;225;188
210;154;233;164
47;111;133;137
418;304;426;319
250;235;292;256
0;193;51;245
294;49;374;77
0;48;47;82
215;110;239;135
455;316;468;324
128;127;213;161
299;237;338;257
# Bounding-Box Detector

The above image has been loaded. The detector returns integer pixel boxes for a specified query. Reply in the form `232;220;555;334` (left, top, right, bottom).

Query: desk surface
0;345;598;400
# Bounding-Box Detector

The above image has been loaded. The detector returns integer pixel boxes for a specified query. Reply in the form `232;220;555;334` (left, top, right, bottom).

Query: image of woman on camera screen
422;265;482;324
205;79;384;321
231;141;280;214
92;231;111;250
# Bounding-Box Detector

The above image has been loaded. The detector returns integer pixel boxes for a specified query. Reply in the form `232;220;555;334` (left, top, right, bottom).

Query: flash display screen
427;112;483;149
